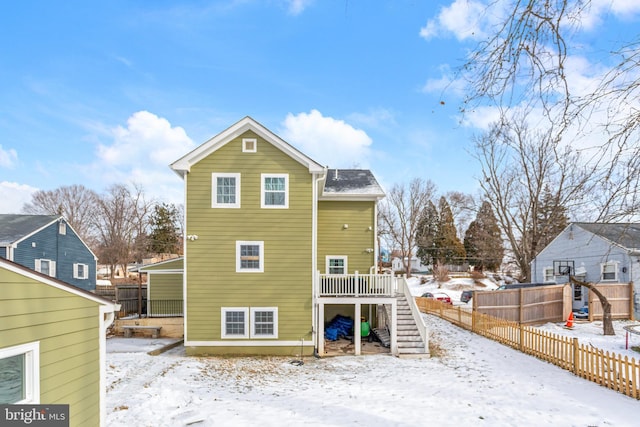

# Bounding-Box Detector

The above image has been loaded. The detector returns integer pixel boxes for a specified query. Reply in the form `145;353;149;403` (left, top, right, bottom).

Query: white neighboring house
530;222;640;317
392;256;429;273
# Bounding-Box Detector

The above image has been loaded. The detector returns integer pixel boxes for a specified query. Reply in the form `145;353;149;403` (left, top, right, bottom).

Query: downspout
312;170;326;356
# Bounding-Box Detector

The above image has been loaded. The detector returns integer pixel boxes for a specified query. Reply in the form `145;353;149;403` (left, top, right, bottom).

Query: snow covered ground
106;313;640;427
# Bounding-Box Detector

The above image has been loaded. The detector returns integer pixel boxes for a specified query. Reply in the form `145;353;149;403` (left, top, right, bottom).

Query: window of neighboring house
601;262;618;281
35;259;56;277
0;342;40;404
221;308;249;338
58;222;66;235
326;256;347;275
261;174;288;208
250;307;278;339
243;138;257;153
73;263;89;280
212;173;241;208
236;241;264;273
543;267;555;283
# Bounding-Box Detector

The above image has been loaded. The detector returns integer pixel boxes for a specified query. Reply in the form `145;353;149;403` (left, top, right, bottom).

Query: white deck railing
318;271;397;297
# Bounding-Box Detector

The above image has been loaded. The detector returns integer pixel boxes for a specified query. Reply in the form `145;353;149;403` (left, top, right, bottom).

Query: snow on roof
321;169;385;200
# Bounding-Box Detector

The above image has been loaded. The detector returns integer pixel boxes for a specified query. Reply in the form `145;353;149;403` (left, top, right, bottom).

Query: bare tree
473;116;590;281
21;184;99;246
378;178;437;277
93;184;152;279
461;0;640;222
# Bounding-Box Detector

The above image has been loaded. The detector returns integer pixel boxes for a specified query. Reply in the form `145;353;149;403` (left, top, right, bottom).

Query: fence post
573;337;580;375
519;325;524;353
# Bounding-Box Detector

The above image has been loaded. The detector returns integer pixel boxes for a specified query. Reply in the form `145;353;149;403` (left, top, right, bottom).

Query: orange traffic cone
565;312;574;329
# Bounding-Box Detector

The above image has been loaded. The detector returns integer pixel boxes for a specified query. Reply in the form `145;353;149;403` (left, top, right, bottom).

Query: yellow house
171;116;428;357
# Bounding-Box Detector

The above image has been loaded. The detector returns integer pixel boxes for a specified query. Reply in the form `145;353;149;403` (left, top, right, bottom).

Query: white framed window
326;256;347;275
73;263;89;279
236;241;264;273
58;222;66;235
221;308;249;338
601;262;618;281
0;342;40;404
35;259;56;277
212;173;241;208
242;138;257;153
543;267;555;283
261;174;289;208
250;307;278;339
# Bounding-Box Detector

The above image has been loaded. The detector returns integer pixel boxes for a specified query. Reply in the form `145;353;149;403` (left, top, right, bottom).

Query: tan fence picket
417;298;640;400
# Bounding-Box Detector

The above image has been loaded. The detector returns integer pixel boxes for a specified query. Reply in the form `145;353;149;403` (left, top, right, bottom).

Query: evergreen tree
415;201;439;266
464;201;504;271
416;197;466;266
148;203;181;255
535;184;569;252
437;197;466;265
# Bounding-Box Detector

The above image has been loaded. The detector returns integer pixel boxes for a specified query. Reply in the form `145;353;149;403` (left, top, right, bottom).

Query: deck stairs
374;293;429;357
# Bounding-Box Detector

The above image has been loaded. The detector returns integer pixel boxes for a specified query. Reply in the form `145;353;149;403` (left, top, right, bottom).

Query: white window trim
326;256;348;275
212;172;241;208
221;308;249;339
242;138;257;153
261;173;289;209
250;307;278;339
35;259;56;277
543;267;555;283
0;341;40;404
73;263;89;280
58;222;66;235
601;261;618;281
236;241;264;273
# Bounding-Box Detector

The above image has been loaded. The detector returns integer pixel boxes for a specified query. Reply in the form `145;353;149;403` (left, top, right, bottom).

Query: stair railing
398;275;429;353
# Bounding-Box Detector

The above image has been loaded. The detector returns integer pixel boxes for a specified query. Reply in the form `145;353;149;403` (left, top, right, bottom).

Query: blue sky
1;0;639;213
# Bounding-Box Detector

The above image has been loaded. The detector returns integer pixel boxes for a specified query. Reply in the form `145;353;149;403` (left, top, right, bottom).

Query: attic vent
334;170;339;180
243;138;257;153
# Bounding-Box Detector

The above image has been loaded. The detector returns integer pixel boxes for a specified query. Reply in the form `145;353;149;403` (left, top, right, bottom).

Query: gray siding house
530;223;640;318
0;215;97;291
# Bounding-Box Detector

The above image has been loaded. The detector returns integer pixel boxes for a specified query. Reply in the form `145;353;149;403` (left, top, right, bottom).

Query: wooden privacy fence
417;298;640;400
585;283;634;321
472;284;569;325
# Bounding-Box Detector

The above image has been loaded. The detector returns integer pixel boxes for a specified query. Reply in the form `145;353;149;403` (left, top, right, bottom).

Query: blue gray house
530;222;640;318
0;214;97;291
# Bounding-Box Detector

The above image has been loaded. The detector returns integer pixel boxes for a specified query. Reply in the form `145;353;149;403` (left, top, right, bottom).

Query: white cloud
420;0;488;41
579;0;640;29
279;110;372;168
93;111;195;204
0;145;18;168
0;181;38;214
286;0;313;16
347;108;396;130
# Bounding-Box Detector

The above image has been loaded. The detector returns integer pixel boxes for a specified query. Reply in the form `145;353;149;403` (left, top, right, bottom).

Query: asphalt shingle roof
322;169;385;198
575;222;640;250
0;214;60;245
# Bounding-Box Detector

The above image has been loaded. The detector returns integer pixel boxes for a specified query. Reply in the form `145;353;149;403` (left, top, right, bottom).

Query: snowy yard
106;314;640;427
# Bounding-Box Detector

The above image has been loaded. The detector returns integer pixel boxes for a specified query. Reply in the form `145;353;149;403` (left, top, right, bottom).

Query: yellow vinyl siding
317;201;376;273
185;131;314;350
149;273;182;300
0;268;102;427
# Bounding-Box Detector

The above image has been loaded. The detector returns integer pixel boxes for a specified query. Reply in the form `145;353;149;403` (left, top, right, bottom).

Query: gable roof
0;214;61;246
575;223;640;250
0;257;117;308
170;116;325;177
320;169;385;201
